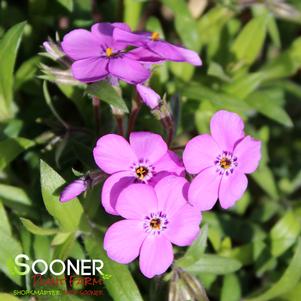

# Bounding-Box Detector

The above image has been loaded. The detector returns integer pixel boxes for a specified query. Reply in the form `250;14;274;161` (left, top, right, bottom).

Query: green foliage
40;160;83;232
87;81;129;113
0;1;301;300
0;21;26;121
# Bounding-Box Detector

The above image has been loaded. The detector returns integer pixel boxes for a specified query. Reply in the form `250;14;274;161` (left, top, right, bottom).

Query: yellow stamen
151;32;160;41
150;218;161;230
220;157;231;169
135;166;148;180
106;47;113;57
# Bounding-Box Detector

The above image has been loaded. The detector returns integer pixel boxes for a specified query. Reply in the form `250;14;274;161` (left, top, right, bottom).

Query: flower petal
112;22;131;32
116;184;158;219
155;175;188;217
154;150;185;176
113;28;147;46
104;220;146;264
93;134;137;174
126;47;164;63
234;136;261;174
219;173;248;209
129;132;168;163
170;45;202;66
183;134;220;174
91;23;128;50
101;172;135;215
108;56;150;84
61;29;101;60
139;234;173;278
136;84;161;109
210;110;245;152
148;40;186;61
60;179;87;202
188;167;220;211
165;204;201;246
71;57;108;83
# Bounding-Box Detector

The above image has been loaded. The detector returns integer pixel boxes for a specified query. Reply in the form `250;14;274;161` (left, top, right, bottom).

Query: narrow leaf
0;21;26;121
86;81;129;113
40;160;83;232
20;217;58;236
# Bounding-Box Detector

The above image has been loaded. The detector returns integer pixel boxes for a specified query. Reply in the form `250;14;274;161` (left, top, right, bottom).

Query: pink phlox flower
136;84;161;109
93;132;185;215
60;178;88;202
61;22;151;84
104;175;201;278
183;110;261;210
113;28;202;66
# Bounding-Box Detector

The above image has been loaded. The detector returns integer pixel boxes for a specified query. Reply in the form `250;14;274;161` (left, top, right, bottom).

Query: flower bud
136;84;161;109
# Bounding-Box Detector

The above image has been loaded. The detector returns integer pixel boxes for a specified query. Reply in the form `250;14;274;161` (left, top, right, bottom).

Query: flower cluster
47;22;201;109
61;110;261;278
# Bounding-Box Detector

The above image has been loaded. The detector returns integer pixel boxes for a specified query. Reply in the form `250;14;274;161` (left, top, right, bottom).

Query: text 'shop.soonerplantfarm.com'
0;1;301;301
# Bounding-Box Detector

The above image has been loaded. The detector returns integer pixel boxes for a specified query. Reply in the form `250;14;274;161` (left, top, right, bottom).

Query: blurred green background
0;0;301;300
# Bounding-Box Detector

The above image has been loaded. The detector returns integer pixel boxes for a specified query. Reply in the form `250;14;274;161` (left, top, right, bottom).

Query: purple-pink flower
136;84;161;109
60;179;88;202
61;23;150;84
104;176;201;278
183;110;261;210
113;28;202;66
93;132;184;215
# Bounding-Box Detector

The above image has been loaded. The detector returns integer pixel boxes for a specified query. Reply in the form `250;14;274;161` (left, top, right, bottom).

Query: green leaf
261;37;301;80
280;282;301;301
178;254;242;275
176;224;208;268
270;211;301;257
245;90;293;127
51;232;72;246
0;137;35;170
0;294;22;301
162;0;201;51
84;231;144;301
124;0;143;30
251;165;278;199
223;72;265;100
180;82;251;114
15;56;41;90
0;200;12;235
232;14;270;65
208;62;231;82
221;274;241;301
0;21;26;121
40;160;83;232
86;81;129;113
0;184;32;205
245;239;301;301
0;232;22;285
20;217;58;236
57;0;74;12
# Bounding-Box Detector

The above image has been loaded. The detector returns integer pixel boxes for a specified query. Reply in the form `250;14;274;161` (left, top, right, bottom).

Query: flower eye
105;47;113;57
135;166;149;180
220;157;231;169
150;218;161;230
151;32;160;41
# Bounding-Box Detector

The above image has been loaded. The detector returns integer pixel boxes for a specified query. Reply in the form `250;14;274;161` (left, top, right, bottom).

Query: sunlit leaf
40;160;83;232
0;21;26;121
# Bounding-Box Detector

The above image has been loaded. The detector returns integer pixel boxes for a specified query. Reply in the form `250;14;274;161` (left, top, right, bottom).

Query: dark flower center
150;218;161;230
151;32;160;41
220;157;232;169
135;166;149;180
